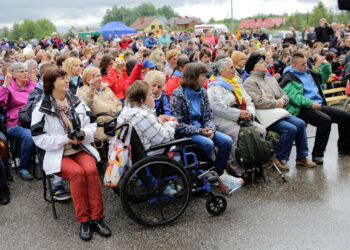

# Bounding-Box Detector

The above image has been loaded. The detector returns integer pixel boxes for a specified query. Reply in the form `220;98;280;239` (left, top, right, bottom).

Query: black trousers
298;105;350;157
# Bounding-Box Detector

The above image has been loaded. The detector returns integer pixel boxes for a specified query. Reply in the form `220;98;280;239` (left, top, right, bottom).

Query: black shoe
0;187;10;205
80;221;92;241
91;218;111;237
312;156;323;164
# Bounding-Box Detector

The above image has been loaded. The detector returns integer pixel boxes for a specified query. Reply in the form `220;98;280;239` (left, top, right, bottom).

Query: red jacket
102;69;124;99
164;75;182;97
119;40;132;49
120;62;143;99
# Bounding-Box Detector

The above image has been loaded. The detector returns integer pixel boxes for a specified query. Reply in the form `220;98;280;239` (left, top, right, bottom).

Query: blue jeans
191;131;233;171
7;125;34;171
268;116;308;161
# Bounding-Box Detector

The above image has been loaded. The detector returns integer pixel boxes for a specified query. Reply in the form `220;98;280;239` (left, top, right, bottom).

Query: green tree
10;23;22;40
134;2;157;17
336;11;350;26
1;27;10;38
285;12;307;30
308;2;333;27
22;19;36;40
209;17;216;24
34;19;56;39
157;5;177;19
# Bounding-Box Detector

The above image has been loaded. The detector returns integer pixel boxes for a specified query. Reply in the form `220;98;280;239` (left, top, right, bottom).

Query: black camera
68;129;85;141
68;129;85;149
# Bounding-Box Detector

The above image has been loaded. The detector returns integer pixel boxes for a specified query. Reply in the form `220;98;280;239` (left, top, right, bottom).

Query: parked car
271;31;302;45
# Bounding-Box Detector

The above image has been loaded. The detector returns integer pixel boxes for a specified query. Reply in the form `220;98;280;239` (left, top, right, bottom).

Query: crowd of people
1;17;350;241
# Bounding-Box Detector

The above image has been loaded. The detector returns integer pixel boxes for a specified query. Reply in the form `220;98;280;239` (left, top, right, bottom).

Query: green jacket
280;71;327;116
312;62;332;84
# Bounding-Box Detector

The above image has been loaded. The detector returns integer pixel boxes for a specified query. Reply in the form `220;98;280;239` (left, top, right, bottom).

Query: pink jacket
0;78;37;129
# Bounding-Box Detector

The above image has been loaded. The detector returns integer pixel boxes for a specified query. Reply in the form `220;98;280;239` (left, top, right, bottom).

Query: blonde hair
231;51;247;66
150;49;165;71
144;71;166;86
166;49;178;61
42;51;52;63
63;57;82;78
82;67;100;85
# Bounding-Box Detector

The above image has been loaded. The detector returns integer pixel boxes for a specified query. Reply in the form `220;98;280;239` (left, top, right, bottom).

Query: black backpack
235;122;274;171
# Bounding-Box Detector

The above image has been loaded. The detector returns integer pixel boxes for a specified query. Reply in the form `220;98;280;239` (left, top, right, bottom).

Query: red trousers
57;151;103;223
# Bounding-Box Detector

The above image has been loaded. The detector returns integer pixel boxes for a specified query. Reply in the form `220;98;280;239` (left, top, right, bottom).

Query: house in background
130;16;166;35
167;16;203;29
238;17;286;29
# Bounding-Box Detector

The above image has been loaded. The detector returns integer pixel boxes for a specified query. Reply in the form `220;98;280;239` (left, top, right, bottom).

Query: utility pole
231;0;234;35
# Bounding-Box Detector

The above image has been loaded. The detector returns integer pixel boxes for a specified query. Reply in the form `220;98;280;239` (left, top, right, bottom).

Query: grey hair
25;59;37;69
211;58;233;76
10;62;27;74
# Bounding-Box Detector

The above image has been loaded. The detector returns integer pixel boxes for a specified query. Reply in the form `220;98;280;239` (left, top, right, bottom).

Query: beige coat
78;82;122;141
244;71;289;109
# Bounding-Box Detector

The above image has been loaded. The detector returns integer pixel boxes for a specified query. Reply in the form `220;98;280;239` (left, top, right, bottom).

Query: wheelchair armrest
144;138;193;153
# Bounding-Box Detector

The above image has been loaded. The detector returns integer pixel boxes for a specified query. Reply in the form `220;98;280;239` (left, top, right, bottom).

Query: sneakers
79;221;92;241
312;156;323;164
296;157;317;168
273;158;290;170
52;186;72;201
163;183;182;196
219;173;243;194
19;169;33;181
90;218;112;237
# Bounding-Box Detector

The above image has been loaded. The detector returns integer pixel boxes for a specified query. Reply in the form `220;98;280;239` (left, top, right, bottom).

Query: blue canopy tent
97;21;137;40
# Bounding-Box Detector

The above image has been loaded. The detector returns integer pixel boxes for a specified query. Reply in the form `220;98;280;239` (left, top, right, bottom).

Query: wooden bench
324;87;348;106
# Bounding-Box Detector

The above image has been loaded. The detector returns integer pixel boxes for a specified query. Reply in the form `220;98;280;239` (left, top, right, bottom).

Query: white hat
23;47;34;56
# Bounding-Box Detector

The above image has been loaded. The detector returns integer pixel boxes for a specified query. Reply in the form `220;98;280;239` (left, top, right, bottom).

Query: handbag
103;124;133;188
255;108;290;128
254;82;290;128
18;106;31;128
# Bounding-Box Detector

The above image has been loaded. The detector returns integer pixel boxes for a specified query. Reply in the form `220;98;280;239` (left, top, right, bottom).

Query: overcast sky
0;0;338;32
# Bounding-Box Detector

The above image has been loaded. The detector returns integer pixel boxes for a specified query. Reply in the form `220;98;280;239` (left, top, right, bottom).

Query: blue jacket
170;86;216;137
144;37;158;49
155;91;172;116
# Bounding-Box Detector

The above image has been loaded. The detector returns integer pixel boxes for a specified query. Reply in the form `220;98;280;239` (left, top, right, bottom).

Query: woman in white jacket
31;69;111;241
207;58;266;177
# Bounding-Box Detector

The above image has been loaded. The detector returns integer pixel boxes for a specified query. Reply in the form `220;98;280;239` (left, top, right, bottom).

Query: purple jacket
0;78;37;129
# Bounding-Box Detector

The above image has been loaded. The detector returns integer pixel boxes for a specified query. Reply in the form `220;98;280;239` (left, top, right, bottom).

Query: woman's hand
137;51;143;65
276;99;285;108
202;128;214;139
68;137;81;145
3;68;12;88
239;110;252;120
30;72;38;83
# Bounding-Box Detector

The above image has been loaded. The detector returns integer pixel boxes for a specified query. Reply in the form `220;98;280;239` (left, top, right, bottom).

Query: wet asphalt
1;123;350;250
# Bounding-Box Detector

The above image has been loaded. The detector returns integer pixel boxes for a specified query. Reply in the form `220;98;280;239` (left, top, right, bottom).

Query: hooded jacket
31;94;100;175
280;67;327;116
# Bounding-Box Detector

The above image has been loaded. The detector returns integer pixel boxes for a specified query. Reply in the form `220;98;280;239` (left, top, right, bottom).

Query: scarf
221;76;244;104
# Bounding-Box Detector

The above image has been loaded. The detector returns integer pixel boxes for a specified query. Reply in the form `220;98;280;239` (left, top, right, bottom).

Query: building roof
130;16;159;30
238;17;286;29
167;16;203;26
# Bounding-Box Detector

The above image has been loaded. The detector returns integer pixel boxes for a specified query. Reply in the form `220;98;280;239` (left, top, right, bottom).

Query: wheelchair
111;123;238;227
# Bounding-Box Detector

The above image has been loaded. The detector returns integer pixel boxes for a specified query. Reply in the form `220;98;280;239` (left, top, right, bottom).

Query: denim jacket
170;86;215;137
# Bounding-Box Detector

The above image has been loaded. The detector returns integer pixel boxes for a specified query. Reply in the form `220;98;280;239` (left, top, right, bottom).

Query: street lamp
231;0;234;35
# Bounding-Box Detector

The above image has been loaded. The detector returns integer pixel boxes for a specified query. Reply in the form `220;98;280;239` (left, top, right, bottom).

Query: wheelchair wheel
206;194;227;216
120;156;191;227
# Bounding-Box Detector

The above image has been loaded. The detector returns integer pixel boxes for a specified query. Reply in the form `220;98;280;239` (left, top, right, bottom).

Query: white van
194;24;229;37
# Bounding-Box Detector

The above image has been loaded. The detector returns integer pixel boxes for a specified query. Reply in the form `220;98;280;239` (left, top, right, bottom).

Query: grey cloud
0;0;322;25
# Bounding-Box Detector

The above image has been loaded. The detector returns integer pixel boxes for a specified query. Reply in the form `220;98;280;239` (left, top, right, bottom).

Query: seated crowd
1;18;350;241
